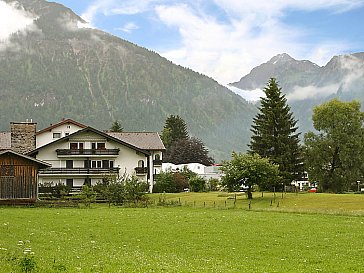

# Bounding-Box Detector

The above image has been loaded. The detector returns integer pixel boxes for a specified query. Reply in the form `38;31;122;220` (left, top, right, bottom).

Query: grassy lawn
150;191;364;215
1;193;364;272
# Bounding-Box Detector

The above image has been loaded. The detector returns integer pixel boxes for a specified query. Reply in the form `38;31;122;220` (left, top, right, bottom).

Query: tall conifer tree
249;78;303;184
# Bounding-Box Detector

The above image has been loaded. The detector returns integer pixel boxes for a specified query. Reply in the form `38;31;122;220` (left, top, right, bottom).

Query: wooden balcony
39;167;120;175
56;149;119;156
134;167;148;175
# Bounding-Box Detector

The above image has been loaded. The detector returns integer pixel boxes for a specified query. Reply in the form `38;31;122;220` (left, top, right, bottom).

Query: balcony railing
56;149;120;156
153;159;163;166
39;168;120;175
135;167;148;175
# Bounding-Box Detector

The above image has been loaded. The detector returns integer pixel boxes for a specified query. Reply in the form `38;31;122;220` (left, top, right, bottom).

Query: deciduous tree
220;152;279;199
163;137;214;165
304;99;364;193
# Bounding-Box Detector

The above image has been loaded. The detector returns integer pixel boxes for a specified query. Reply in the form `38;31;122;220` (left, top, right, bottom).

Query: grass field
1;192;364;272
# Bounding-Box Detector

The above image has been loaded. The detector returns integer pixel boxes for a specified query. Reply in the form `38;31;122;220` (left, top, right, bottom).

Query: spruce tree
161;115;189;148
249;78;303;185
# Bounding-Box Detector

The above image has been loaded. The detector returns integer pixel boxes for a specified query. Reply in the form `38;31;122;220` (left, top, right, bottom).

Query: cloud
225;85;265;102
337;54;364;91
286;84;340;102
116;22;139;33
0;1;38;50
79;0;364;83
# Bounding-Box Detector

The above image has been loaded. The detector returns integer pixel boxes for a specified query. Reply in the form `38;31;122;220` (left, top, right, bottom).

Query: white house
26;119;165;192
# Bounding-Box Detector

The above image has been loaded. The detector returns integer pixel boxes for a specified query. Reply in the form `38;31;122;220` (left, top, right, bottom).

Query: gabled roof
36;119;87;135
0;132;11;150
107;132;165;151
0;150;51;168
28;127;150;156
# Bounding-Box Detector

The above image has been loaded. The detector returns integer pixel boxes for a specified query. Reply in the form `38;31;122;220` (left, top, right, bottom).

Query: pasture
1;193;364;272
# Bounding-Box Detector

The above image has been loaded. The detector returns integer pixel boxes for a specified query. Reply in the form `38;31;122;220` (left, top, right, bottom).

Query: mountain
230;52;364;133
230;53;320;91
0;0;257;161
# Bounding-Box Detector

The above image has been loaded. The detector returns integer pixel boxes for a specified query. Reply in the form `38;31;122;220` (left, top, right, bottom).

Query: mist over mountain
230;52;364;133
0;0;257;161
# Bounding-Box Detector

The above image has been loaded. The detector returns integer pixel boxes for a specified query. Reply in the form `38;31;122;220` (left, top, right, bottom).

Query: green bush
207;178;220;191
189;176;206;192
154;171;178;193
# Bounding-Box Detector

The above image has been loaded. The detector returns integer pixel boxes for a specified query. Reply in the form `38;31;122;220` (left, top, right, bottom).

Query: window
53;132;61;139
155;154;160;160
138;160;145;168
66;160;73;169
109;161;114;168
70;143;78;150
67;125;71;129
70;143;84;149
65;132;70;136
66;179;73;187
92;143;106;150
97;143;105;150
91;160;102;168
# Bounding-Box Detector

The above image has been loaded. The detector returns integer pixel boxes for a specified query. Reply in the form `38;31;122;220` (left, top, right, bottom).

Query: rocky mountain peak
268;53;295;65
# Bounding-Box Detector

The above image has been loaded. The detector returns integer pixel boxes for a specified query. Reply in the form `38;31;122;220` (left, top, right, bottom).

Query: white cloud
287;84;340;101
338;54;364;90
225;85;265;102
116;22;139;33
0;1;38;48
79;0;364;83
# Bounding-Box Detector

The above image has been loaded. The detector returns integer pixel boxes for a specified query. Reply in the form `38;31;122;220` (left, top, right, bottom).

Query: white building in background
162;162;223;181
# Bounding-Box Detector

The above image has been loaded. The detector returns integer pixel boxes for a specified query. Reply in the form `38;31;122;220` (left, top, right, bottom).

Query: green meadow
1;193;364;272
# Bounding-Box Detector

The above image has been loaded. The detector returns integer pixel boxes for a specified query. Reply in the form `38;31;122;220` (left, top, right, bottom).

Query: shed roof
107;132;165;151
0;150;51;168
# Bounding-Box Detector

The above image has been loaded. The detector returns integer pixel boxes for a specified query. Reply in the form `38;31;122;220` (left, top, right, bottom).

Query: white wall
36;123;85;148
36;130;149;186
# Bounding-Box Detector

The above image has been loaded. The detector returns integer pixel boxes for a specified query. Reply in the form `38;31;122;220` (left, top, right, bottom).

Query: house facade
24;119;165;192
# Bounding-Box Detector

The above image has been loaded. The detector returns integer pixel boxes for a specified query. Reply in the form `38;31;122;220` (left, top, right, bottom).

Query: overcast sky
6;0;364;84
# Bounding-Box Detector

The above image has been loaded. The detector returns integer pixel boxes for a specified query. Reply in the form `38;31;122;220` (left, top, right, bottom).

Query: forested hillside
0;0;256;160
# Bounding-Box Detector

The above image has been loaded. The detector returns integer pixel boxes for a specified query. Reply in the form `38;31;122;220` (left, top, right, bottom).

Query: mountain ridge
230;52;364;133
0;0;256;161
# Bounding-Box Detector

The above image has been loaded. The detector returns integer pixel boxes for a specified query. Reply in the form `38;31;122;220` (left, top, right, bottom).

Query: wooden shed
0;150;51;204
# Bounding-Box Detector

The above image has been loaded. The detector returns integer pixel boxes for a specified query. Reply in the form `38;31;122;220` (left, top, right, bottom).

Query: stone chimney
11;121;37;154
